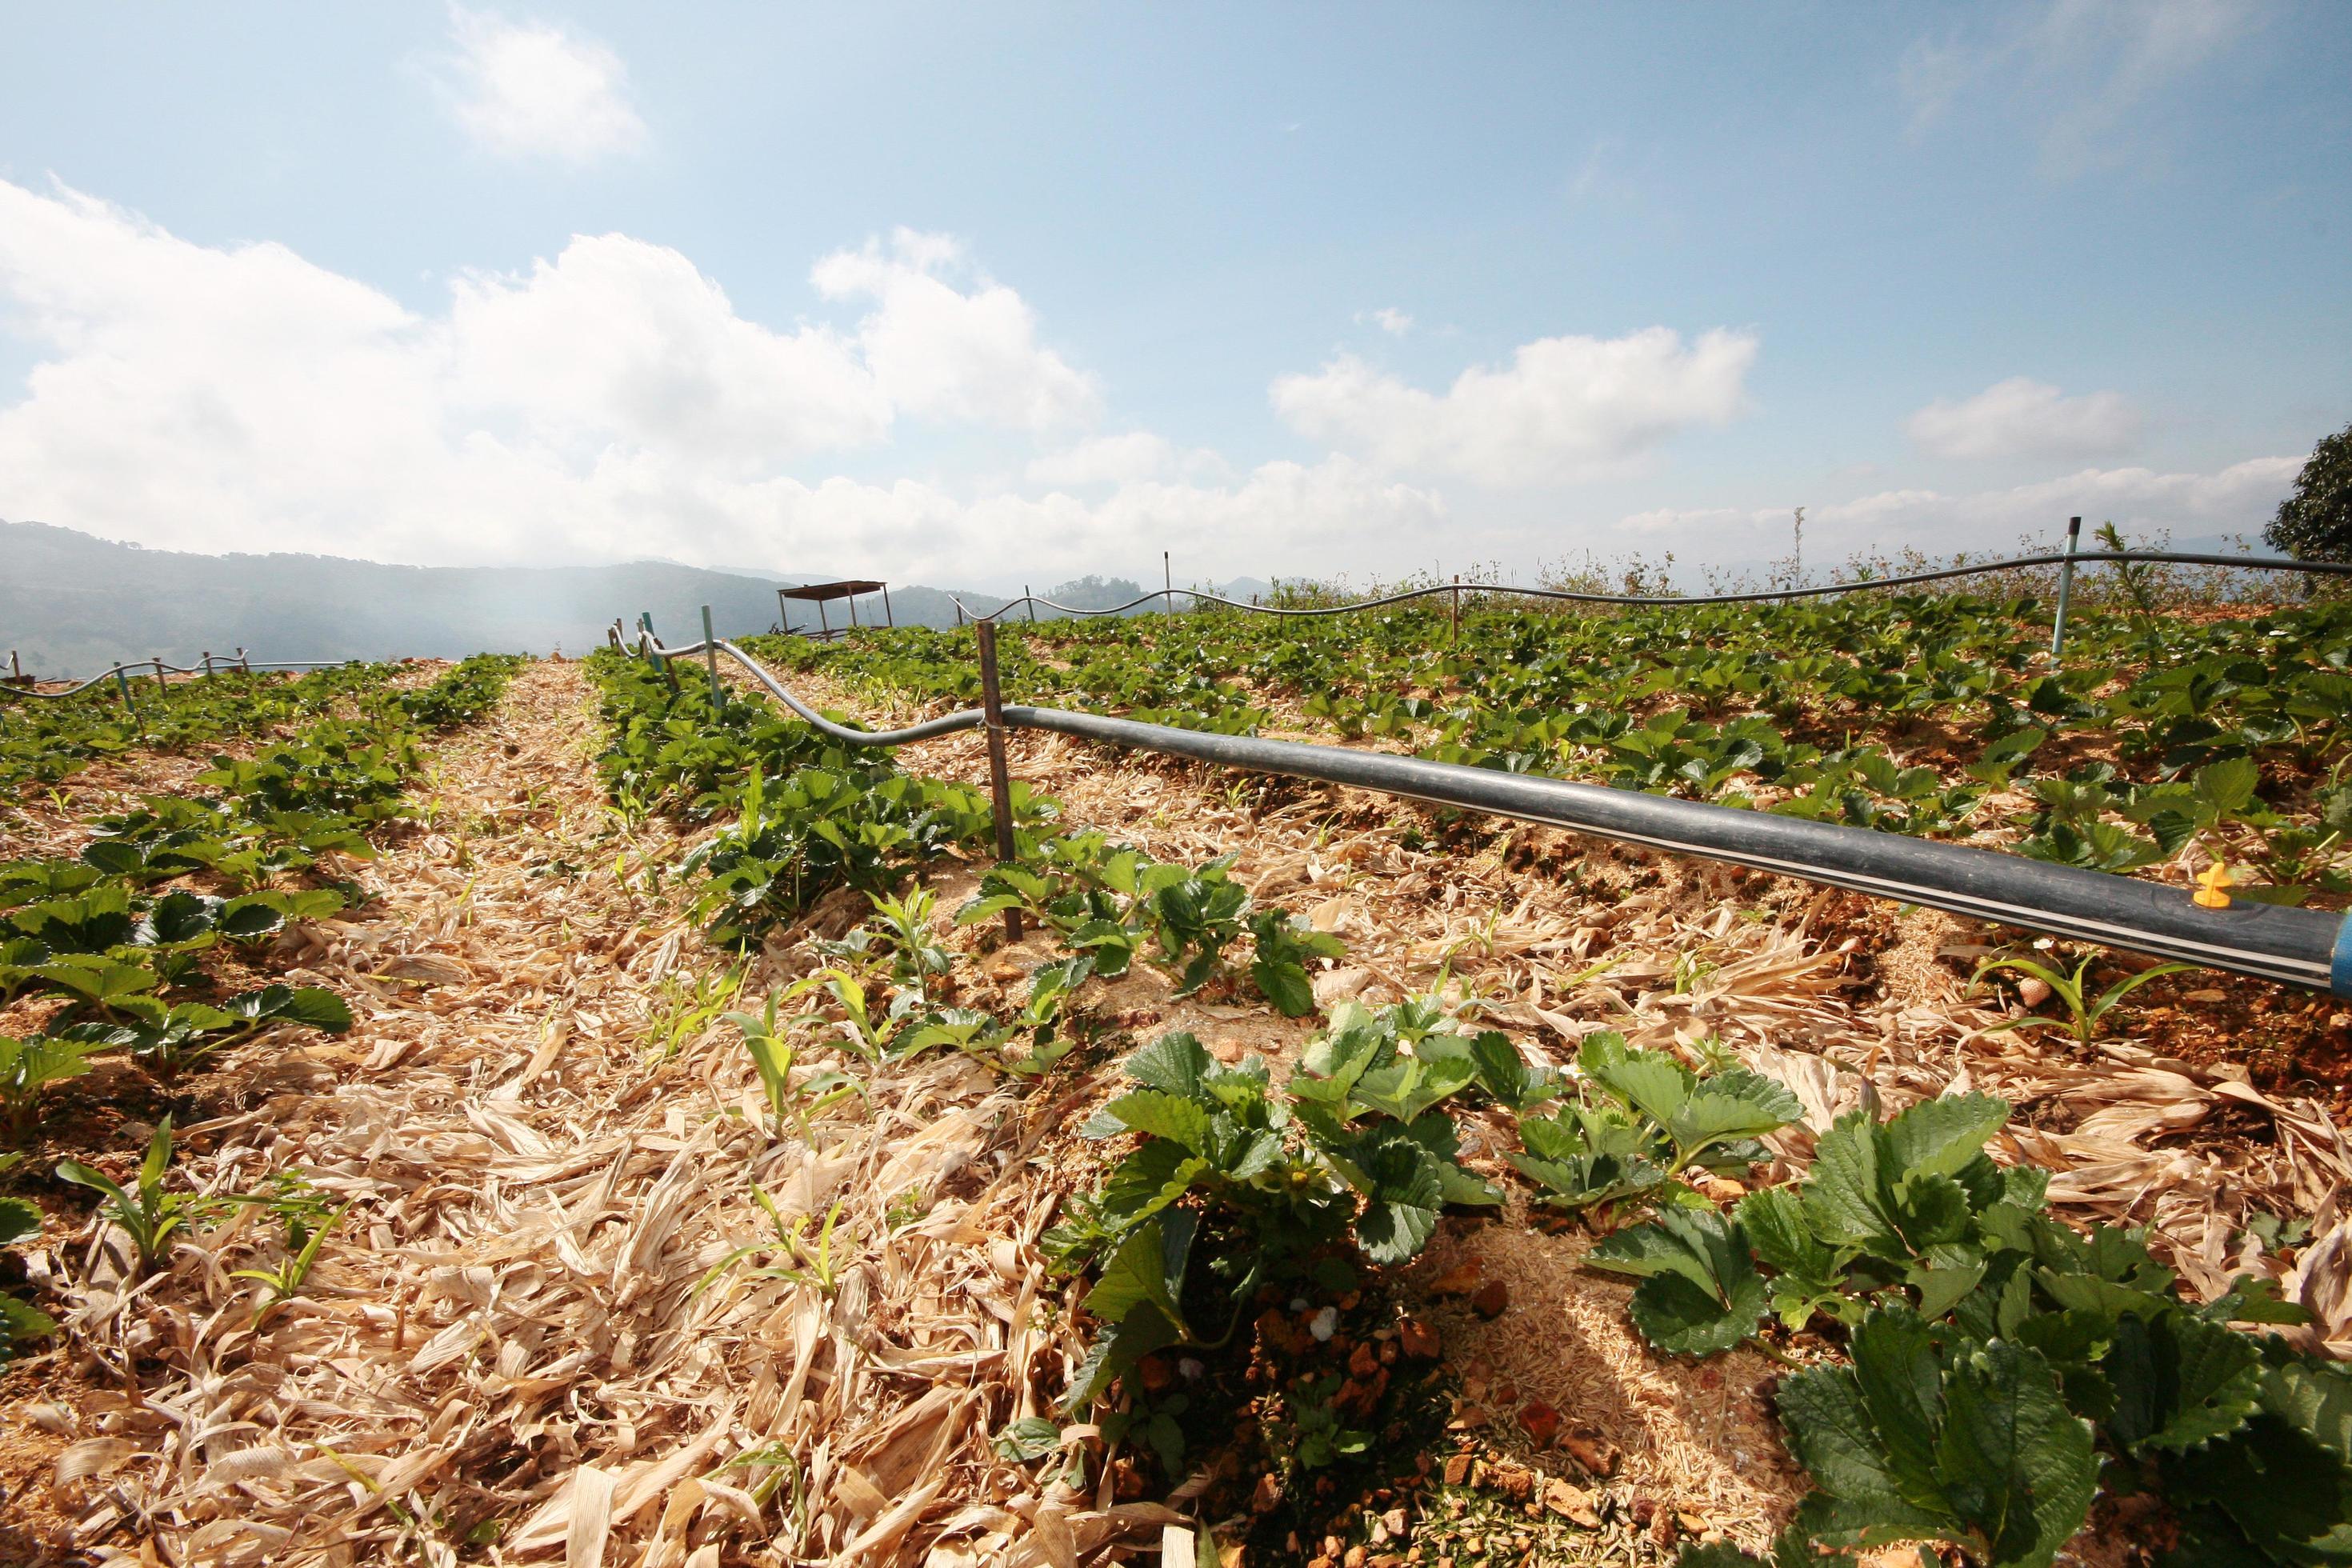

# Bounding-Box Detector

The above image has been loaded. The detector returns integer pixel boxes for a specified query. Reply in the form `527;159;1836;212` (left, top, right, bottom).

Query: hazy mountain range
0;522;1272;675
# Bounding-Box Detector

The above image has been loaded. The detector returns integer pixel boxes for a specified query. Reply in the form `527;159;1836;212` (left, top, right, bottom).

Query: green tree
2266;422;2352;570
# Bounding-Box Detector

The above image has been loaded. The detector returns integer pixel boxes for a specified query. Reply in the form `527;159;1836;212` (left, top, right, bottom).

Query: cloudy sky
1;2;2346;588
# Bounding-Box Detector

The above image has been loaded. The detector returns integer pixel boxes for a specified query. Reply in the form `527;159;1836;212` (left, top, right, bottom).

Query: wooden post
7;650;19;684
974;620;1023;940
200;650;213;676
882;584;894;628
700;605;724;706
150;658;168;693
2050;516;2082;661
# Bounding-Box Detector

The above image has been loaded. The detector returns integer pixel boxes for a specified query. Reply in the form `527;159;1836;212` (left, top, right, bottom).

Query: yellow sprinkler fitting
2193;862;2234;910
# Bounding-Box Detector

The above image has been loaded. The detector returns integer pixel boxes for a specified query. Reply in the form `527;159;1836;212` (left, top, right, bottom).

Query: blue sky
1;2;2346;589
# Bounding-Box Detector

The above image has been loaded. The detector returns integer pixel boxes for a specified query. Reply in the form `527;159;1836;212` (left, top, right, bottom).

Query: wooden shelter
778;579;892;640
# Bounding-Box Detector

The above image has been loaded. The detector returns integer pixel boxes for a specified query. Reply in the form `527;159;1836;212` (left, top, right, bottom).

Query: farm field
2;591;2350;1568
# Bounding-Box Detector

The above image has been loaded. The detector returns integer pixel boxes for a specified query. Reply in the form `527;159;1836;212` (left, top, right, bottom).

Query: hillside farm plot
0;593;2347;1567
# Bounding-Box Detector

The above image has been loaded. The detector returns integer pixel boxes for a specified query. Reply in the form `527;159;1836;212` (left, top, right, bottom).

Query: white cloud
1616;456;2299;557
1271;326;1757;487
1567;134;1636;202
1906;377;2142;460
0;178;1438;583
812;230;1098;434
1355;307;1413;338
448;234;887;466
1025;433;1177;488
441;6;646;164
1614;505;1785;536
1901;0;2259;176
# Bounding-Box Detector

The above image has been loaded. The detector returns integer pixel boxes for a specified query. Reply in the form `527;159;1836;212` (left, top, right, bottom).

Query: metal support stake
114;666;134;710
700;605;724;707
818;598;830;641
954;600;965;628
151;658;168;694
1450;575;1461;641
8;650;19;684
641;613;678;690
1164;550;1174;616
974;620;1024;940
882;584;895;628
849;591;860;630
238;647;250;673
2051;515;2082;660
200;651;212;676
1022;585;1036;624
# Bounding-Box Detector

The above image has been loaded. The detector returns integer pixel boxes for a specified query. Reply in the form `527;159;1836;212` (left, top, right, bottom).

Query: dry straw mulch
17;662;1162;1566
11;656;2349;1568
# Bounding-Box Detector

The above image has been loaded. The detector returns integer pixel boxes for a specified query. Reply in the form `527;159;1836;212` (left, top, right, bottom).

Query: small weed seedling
56;1117;224;1273
1969;950;2191;1043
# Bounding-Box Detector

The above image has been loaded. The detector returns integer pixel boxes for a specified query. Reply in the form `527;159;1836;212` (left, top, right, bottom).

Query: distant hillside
0;522;1029;675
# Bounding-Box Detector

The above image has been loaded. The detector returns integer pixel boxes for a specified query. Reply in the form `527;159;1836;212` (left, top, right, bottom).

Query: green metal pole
2050;516;2082;660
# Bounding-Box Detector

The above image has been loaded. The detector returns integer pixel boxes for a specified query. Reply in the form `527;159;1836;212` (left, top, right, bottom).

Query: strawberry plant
1245;910;1346;1017
0;1031;102;1134
0;1164;56;1362
1577;1088;2342;1566
1507;1033;1798;1221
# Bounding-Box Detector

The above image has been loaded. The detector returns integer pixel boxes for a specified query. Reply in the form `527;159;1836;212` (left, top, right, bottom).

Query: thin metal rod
882;584;894;628
849;591;859;630
701;605;724;706
818;598;829;640
1450;575;1461;641
150;658;168;694
974;620;1024;940
1022;586;1036;624
2051;516;2082;660
1164;551;1173;617
114;666;134;709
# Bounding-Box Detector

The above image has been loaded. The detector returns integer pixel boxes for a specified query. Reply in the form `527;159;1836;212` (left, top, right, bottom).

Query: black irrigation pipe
631;622;2352;999
947;549;2352;624
0;653;366;702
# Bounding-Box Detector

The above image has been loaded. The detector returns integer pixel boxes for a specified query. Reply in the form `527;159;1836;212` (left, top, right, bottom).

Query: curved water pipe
634;627;2352;999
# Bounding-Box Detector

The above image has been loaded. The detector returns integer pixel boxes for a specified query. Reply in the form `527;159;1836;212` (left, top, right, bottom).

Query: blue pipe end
2335;910;2352;1000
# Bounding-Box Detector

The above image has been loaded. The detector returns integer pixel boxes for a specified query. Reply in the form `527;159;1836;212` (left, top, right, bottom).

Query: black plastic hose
1008;707;2352;998
0;657;361;700
950;549;2352;622
658;634;2352;998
